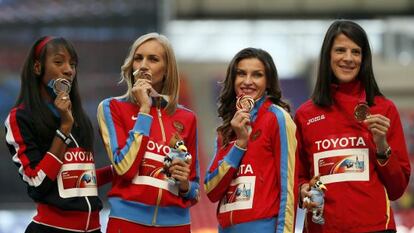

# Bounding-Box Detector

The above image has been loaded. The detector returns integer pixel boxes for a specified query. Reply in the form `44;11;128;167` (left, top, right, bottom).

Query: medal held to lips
132;69;168;101
236;94;254;112
133;69;152;81
236;94;254;135
52;78;71;95
354;102;370;122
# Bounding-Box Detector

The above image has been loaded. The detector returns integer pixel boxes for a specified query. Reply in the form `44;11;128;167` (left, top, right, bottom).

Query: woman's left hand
364;114;390;152
169;158;191;193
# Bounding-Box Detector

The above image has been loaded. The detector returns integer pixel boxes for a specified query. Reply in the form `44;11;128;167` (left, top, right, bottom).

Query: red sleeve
180;113;200;203
97;100;151;181
204;135;244;202
376;103;411;200
294;112;312;188
95;165;113;187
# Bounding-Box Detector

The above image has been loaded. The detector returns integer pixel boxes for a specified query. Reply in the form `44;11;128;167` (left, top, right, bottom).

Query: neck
336;79;362;96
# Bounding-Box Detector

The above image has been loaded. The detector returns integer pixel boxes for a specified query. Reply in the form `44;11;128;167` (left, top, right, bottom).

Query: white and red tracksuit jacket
295;81;411;233
4;104;112;232
97;97;199;228
204;98;298;233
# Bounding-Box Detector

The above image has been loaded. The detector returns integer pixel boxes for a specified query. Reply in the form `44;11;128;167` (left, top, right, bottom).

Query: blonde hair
119;32;179;114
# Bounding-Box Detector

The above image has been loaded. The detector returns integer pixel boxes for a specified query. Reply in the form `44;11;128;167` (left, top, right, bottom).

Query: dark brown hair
15;36;94;150
217;47;290;146
312;20;382;107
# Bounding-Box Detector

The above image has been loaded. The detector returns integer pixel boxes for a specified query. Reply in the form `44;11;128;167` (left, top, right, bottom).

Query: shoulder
98;96;128;106
374;96;396;108
4;104;32;129
6;104;30;121
267;104;291;118
176;104;197;119
98;97;129;111
265;104;295;128
373;96;399;116
295;99;316;115
294;99;324;122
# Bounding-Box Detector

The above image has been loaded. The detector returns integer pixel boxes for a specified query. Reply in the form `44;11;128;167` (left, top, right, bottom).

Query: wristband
56;129;72;146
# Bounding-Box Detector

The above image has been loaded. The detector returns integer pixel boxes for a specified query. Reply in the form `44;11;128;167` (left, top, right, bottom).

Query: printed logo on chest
250;129;261;141
307;114;325;125
237;164;254;176
315;136;366;151
64;149;94;163
147;139;171;155
173;121;184;133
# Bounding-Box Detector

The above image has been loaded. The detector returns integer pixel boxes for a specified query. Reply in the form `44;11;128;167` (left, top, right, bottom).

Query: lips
338;65;356;73
240;88;256;95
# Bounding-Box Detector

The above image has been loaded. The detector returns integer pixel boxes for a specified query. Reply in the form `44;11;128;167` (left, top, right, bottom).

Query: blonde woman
97;33;200;233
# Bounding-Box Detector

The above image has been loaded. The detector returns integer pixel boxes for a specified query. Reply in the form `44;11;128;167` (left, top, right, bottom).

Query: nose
243;74;253;85
343;50;353;62
62;62;74;80
139;58;149;72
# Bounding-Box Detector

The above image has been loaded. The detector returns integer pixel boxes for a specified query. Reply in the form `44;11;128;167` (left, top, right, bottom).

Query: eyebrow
134;52;161;57
236;68;265;73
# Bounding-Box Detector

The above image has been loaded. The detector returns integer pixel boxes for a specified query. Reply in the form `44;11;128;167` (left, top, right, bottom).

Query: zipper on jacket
151;98;166;226
84;196;92;232
230;210;233;226
156;107;166;142
152;188;163;225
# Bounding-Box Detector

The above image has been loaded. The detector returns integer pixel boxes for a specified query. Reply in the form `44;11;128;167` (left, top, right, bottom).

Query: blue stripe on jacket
108;197;190;226
269;104;296;233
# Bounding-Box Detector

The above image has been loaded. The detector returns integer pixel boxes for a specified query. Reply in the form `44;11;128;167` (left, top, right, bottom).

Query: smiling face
132;39;166;93
234;58;267;101
330;33;362;83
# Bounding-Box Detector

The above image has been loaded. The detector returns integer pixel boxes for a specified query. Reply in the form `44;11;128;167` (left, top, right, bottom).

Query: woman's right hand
230;109;251;148
132;78;152;114
55;92;73;133
300;179;319;211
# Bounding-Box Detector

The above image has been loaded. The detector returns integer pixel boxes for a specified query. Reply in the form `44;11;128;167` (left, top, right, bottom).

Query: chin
337;75;357;83
247;94;258;99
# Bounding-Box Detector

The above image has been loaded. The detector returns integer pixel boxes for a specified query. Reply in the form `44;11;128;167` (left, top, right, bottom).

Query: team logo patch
173;121;184;133
250;129;261;141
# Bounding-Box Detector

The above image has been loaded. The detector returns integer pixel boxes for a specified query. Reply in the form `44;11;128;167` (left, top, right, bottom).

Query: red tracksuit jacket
97;97;200;229
204;98;297;233
295;81;411;233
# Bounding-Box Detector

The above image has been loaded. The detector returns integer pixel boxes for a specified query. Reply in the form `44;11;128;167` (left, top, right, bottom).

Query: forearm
376;152;411;200
204;144;245;202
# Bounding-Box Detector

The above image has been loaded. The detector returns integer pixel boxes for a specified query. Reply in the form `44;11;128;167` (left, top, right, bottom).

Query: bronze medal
354;102;370;122
236;94;254;112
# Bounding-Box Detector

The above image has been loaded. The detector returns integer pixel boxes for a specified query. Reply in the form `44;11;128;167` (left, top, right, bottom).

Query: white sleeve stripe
5;114;48;187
